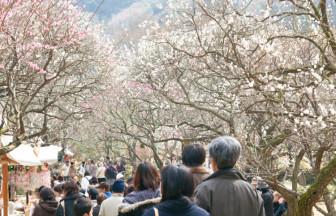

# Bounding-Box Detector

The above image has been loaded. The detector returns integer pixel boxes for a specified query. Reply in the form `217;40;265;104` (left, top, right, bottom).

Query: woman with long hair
143;165;209;216
123;162;160;204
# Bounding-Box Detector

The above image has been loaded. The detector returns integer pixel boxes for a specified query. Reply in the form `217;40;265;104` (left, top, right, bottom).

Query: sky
79;0;164;40
79;0;163;20
79;0;336;40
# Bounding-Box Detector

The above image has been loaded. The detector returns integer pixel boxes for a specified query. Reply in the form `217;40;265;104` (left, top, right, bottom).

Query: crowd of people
29;136;288;216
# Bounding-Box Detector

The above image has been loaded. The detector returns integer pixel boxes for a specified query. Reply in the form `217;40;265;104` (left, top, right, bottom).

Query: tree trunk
297;155;336;216
266;180;298;216
286;199;299;216
323;191;336;216
151;145;163;169
292;149;305;191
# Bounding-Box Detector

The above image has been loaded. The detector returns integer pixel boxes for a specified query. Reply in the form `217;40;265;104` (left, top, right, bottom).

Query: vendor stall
0;144;61;216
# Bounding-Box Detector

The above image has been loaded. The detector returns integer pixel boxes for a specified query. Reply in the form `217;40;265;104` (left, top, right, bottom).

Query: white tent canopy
0;134;13;146
7;144;41;166
7;144;61;166
38;145;62;164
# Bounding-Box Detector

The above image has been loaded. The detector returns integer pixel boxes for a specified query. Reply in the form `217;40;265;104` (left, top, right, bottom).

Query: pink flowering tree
0;0;112;154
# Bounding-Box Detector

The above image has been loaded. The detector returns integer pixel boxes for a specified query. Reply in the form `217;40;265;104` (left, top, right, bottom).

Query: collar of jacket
158;197;193;211
203;168;246;182
39;200;58;213
189;166;209;175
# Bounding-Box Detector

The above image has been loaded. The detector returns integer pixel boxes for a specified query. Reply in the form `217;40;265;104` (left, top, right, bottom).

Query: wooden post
2;163;8;216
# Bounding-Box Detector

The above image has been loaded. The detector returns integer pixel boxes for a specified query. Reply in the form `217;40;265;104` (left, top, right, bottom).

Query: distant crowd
30;136;288;216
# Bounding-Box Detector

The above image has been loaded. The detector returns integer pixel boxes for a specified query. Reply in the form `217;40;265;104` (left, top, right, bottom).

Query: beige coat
99;194;124;216
195;169;265;216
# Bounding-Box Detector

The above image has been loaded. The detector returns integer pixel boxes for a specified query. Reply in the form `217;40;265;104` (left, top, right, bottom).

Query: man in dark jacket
195;136;265;216
257;180;274;216
56;181;83;216
105;163;117;186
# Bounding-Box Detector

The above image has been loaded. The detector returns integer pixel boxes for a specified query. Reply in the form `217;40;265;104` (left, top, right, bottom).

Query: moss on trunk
297;155;336;216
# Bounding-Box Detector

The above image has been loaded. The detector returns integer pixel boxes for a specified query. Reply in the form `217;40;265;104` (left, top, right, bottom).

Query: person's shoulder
195;179;212;192
124;191;136;198
103;196;122;204
33;203;43;212
122;193;134;204
142;207;155;216
190;204;210;216
234;178;254;189
262;190;273;199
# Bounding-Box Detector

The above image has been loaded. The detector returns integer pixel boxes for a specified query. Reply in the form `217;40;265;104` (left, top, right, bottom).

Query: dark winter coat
273;202;288;216
105;166;117;179
118;197;161;216
123;189;160;204
55;193;83;216
143;197;210;216
195;168;266;216
92;204;101;216
259;188;274;216
32;201;58;216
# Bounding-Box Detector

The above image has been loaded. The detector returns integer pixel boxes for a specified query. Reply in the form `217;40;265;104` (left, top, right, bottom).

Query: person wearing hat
98;180;125;216
97;182;112;198
257;179;274;216
32;187;58;216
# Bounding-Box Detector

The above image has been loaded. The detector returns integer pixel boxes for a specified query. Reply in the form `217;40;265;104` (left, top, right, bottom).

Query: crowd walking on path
29;136;288;216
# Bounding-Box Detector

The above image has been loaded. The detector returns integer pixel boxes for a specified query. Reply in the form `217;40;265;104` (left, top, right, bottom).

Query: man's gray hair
209;136;241;169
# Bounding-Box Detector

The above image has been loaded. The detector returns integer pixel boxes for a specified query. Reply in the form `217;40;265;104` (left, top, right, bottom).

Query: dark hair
90;177;98;185
74;197;92;216
161;165;194;201
39;187;56;201
53;184;64;194
127;177;134;185
84;171;90;176
97;182;110;192
124;177;134;196
133;162;160;191
182;144;206;167
88;188;98;200
63;180;79;196
91;160;94;164
97;193;106;205
57;176;64;182
37;186;46;193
